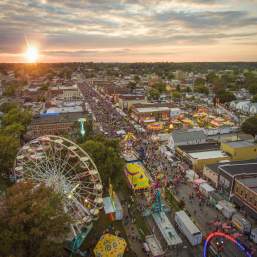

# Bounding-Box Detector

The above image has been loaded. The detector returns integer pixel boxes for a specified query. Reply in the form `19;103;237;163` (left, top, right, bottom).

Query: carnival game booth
125;163;150;192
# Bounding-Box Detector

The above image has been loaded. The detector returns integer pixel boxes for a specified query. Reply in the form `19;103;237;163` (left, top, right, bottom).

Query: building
176;143;229;172
27;112;88;138
131;103;173;124
175;70;186;80
170;108;181;118
233;175;257;219
49;84;83;101
118;94;147;110
249;103;257;115
221;141;257;161
168;129;207;149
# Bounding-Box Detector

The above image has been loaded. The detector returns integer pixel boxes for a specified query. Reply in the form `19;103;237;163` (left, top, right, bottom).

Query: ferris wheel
13;135;103;236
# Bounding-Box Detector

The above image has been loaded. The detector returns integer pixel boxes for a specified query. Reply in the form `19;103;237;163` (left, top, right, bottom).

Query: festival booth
94;233;127;257
125;163;150;192
103;184;123;221
147;122;163;131
186;169;199;182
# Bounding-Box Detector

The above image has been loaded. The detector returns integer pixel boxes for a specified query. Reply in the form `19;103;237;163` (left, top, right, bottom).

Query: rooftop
175;211;201;234
31;112;87;125
237;176;257;193
224;140;256;148
136;106;170;113
218;160;257;177
152;212;182;246
172;130;206;144
178;142;219;153
189;150;228;160
45;106;83;114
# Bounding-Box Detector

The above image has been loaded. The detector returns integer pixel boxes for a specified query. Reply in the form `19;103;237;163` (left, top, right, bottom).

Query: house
249;103;257;115
168;129;207;149
204;160;257;219
221;140;257;161
27;111;89;139
230;100;251;114
233;175;257;219
131;103;173;124
175;142;229;172
118;94;147;110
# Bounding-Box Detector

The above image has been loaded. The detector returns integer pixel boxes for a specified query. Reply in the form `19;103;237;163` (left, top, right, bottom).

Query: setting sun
25;46;39;63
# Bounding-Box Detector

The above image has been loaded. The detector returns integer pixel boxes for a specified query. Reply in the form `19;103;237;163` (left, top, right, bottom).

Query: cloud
0;0;257;61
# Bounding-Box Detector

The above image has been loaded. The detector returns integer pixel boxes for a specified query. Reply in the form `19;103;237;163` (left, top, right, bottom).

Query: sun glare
25;46;39;63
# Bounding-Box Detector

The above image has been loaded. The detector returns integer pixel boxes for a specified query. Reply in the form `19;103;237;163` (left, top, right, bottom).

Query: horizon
1;0;257;63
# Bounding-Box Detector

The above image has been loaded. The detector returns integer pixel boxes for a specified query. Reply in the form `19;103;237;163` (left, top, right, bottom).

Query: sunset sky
1;0;257;63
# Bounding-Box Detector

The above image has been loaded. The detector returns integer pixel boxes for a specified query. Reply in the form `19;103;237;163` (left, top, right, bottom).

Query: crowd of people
79;83;135;137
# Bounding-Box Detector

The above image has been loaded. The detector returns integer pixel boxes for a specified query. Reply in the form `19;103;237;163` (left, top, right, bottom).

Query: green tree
80;137;124;189
0;135;20;177
194;84;209;95
241;116;257;139
0;182;71;257
128;81;137;93
172;91;181;100
252;94;257;103
194;78;205;87
3;85;16;96
1;122;25;138
0;102;19;113
148;88;160;100
2;108;32;128
216;90;236;103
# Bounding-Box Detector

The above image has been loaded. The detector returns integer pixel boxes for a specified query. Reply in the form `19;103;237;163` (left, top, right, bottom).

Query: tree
1;122;25;138
3;84;16;96
0;102;19;113
241;116;257;139
172;91;181;100
0;135;20;177
194;78;205;87
128;81;136;93
2;108;32;128
80;137;124;189
216;90;236;103
252;94;257;103
194;84;209;95
148;88;160;100
0;182;71;257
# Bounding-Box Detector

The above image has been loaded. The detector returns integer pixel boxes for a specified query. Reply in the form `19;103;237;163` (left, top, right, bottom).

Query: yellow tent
94;233;127;257
126;163;150;191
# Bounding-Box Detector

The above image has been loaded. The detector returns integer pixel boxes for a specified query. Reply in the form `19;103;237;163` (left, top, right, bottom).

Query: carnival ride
13;135;103;255
122;132;136;153
203;232;253;257
78;118;87;137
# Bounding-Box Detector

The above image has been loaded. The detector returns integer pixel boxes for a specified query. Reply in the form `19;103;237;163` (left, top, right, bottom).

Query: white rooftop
45;106;83;114
145;235;164;257
137;107;170;113
152;212;182;246
189;150;228;160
